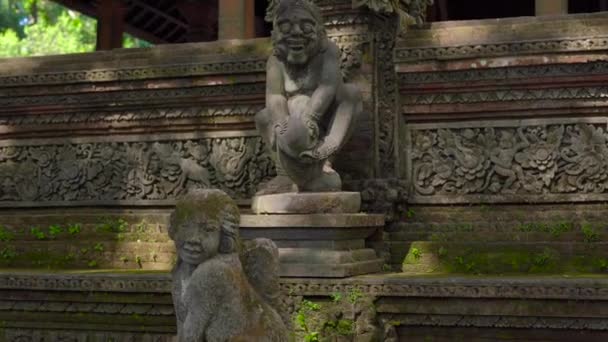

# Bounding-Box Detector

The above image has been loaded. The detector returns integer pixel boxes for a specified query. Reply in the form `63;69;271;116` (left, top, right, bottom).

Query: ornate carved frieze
401;86;608;106
0;104;263;126
0;58;267;87
279;277;608;300
0;83;265;108
395;37;608;63
328;32;369;81
408;119;608;203
3;272;608;301
373;16;400;177
3;330;176;342
383;314;608;330
0;134;273;206
398;61;608;86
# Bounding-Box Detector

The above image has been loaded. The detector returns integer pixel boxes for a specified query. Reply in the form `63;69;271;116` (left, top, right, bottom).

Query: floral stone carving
0;137;274;203
411;123;608;197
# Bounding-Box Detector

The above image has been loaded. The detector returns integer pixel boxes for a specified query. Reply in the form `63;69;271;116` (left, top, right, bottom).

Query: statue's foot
256;175;296;195
298;162;342;192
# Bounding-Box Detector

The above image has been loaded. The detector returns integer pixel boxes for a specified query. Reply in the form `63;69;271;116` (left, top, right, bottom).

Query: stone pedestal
241;212;385;278
252;192;361;214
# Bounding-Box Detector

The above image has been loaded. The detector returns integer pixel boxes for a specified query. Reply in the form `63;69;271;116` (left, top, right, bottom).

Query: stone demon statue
256;0;362;194
169;189;287;341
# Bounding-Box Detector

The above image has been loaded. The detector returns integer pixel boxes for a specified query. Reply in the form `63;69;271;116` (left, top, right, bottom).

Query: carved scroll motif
411;123;608;196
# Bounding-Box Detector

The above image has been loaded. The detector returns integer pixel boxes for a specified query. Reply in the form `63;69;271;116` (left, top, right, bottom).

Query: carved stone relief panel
0;134;273;205
408;119;608;203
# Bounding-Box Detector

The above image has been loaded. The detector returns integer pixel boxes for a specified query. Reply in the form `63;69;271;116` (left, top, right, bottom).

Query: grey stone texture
255;0;362;193
251;191;361;214
241;213;385;277
169;189;287;341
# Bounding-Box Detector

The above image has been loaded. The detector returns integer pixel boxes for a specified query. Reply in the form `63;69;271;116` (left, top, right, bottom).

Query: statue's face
274;7;321;65
175;220;221;265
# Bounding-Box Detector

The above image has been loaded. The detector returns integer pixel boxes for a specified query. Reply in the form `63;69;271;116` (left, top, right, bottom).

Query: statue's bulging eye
279;21;291;33
301;22;314;34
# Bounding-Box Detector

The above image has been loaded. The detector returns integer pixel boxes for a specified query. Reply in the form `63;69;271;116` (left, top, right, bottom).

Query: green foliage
96;218;128;233
93;243;104;252
599;259;608;271
411;247;422;260
438;246;447;258
87;260;98;268
348;288;363;304
0;247;16;260
324;319;354;337
135;255;143;268
67;223;81;235
295;300;321;342
0;225;14;242
48;224;62;238
30;226;46;240
405;208;415;219
330;292;342;303
123;33;151;49
517;221;573;237
135;220;148;233
532;248;555;268
0;0;150;58
581;223;600;243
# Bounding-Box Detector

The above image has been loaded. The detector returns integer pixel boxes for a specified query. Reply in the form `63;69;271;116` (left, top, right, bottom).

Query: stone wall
0;40;272;207
391;12;608;271
1;271;607;342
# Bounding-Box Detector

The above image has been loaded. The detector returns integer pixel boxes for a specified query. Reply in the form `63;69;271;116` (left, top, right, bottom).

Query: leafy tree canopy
0;0;150;58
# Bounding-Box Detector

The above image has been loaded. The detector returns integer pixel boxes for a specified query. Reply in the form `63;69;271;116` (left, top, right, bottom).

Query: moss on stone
402;241;608;275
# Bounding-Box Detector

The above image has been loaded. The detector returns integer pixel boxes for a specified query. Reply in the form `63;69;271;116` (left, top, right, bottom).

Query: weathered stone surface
0;271;607;340
255;0;362;194
241;212;384;277
251;191;361;214
241;213;384;227
169;189;287;341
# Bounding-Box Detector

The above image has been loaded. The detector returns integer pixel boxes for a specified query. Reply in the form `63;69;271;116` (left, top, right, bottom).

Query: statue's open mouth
183;243;202;254
287;39;306;52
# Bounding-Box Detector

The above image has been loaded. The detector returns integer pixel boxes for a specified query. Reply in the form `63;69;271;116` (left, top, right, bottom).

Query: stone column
218;0;255;40
535;0;568;16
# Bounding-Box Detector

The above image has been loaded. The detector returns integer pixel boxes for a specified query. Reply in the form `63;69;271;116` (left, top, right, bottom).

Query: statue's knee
255;109;270;128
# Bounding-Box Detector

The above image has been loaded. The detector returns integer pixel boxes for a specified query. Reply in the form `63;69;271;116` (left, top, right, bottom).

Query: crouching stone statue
256;0;362;194
169;189;287;341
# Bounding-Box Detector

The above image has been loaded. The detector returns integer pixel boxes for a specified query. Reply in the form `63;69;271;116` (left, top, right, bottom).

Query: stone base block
241;213;384;278
251;192;361;214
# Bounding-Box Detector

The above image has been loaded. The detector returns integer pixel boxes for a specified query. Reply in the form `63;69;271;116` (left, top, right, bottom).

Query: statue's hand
298;136;339;163
299;150;319;164
313;136;339;160
272;118;289;147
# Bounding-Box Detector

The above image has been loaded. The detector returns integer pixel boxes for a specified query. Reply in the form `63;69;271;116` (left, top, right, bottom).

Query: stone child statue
169;189;287;341
256;0;363;194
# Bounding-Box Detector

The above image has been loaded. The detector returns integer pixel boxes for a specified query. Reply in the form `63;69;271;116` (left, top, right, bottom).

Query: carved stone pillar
314;0;401;181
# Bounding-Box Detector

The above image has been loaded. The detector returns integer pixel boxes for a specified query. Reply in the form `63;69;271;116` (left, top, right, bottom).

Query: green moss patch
402;241;608;275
